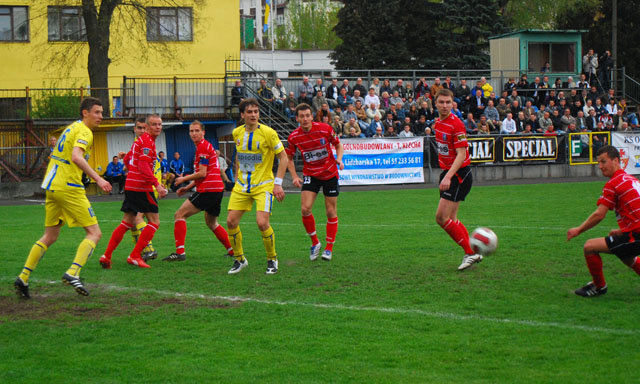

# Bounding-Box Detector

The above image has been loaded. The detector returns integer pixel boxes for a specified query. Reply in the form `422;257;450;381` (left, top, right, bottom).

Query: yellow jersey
232;123;284;194
41;120;93;191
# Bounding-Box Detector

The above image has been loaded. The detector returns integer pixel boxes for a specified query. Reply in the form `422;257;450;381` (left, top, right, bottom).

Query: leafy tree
273;0;341;50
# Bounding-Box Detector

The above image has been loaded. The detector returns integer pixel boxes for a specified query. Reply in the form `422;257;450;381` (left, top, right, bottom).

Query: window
0;6;29;41
48;6;86;41
528;42;576;73
147;7;192;41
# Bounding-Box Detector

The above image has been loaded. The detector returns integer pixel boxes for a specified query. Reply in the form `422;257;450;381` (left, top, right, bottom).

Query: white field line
5;277;636;336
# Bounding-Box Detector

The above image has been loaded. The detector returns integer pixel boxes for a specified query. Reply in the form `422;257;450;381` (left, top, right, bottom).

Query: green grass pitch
1;181;639;383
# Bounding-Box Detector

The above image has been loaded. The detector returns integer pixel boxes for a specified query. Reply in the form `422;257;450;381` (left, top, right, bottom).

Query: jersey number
303;176;311;185
57;128;71;152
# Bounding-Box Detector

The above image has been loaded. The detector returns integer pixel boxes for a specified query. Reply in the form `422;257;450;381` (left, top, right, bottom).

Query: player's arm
177;181;196;197
176;163;206;185
139;155;167;198
567;204;609;241
71;146;111;193
273;150;288;202
334;141;345;170
439;147;467;192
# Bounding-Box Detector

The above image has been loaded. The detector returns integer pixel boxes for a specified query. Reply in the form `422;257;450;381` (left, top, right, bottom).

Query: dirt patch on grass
0;289;238;323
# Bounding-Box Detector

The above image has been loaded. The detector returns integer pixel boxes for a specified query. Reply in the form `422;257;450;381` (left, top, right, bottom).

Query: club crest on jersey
320;138;326;145
143;148;150;155
443;133;447;140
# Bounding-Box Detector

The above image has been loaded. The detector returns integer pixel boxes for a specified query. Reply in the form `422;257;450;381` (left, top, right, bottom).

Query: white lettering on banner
504;137;557;160
338;138;424;185
469;139;494;161
303;148;329;162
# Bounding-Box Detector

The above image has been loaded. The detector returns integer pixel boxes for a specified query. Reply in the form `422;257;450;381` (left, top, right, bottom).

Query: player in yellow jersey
227;98;288;274
14;97;112;298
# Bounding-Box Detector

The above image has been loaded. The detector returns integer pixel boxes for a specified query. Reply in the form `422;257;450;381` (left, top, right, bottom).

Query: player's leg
435;198;479;270
203;191;233;257
256;191;277;274
163;197;200;261
575;237;610;297
300;190;321;260
128;209;159;267
227;209;248;273
100;211;136;268
15;222;62;299
63;223;101;296
323;195;339;261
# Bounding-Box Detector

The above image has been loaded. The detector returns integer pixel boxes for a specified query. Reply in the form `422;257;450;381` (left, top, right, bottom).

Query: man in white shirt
501;112;517;134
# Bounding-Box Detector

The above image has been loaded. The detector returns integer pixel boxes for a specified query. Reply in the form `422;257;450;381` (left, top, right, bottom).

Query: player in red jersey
286;103;344;261
567;145;640;297
100;114;168;268
163;121;234;261
433;89;482;271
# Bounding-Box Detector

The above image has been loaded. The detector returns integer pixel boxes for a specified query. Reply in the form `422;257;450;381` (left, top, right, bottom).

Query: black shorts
121;190;158;214
301;175;339;197
605;232;640;261
189;191;223;216
439;166;472;202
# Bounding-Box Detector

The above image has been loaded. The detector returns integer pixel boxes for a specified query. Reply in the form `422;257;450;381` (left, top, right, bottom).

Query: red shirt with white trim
286;121;340;180
124;132;158;192
193;139;224;193
434;113;470;170
597;169;640;232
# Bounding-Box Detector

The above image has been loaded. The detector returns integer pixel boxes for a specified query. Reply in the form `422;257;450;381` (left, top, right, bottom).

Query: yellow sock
19;241;48;283
228;226;244;261
131;222;145;244
66;239;96;277
261;226;277;260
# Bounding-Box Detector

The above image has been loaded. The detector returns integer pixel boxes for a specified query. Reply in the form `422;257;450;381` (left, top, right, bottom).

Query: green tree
272;0;341;50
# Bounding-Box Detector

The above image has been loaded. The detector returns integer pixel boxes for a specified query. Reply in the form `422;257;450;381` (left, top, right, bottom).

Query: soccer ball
470;227;498;255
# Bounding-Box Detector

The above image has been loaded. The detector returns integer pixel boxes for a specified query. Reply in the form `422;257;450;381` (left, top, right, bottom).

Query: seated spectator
384;124;397;137
536;103;547;121
383;112;398;133
504;77;517;92
340;78;352;96
455;79;471;108
576;110;587;130
298;76;314;104
380;79;393;97
342;103;357;124
507;90;522;106
551;109;562;128
405;83;414;100
501;112;517;134
337;87;353;109
442;76;455;91
464;113;477;134
392;79;406;99
343;118;365;138
285;91;298;110
618;98;628;114
407;104;419;122
285;99;297;120
567;76;577;88
521;123;534;135
586;109;598;130
605;98;618;115
415;78;429;98
539;111;553;132
544;123;558;135
169;151;185;191
389;90;403;106
370;77;381;95
430;78;444;98
412;115;428;135
577;73;590;89
478;115;497;133
480;77;493;98
257;79;273;103
387;104;398;121
315;102;332;123
372;126;384;138
599;110;613;126
366;103;383;124
331;115;343;136
312;90;327;113
451;101;463;119
297;91;310;105
353;77;367;96
48;135;57;161
404;96;417;110
522;100;537;120
418;100;433;120
396;102;407;121
104;155;125;194
352;89;365;106
313;78;326;97
367;114;384;137
380;91;391;110
510;99;522;116
484;99;501;129
470;89;486;119
398;124;414;137
231;80;247;106
477;120;491;135
364;88;380;109
526;114;540;132
354;100;369;131
496;98;510;121
593;98;605;117
326;78;340;108
560;108;577;131
272;78;287;110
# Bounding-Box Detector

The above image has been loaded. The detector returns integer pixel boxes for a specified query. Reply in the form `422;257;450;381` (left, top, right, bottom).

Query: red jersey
286;122;340;180
124;132;158;192
597;169;640;232
193;139;224;193
434;113;470;170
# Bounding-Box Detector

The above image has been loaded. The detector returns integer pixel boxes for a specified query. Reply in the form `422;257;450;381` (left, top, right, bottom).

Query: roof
489;29;588;40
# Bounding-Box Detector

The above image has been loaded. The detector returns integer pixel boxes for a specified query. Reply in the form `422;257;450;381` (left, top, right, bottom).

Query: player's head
146;114;162;137
80;97;103;128
189;120;204;143
435;89;454;117
295;103;313;129
596;145;621;178
239;98;260;126
134;117;146;137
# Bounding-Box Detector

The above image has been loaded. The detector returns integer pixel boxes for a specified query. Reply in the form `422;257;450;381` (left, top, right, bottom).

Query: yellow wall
0;0;240;89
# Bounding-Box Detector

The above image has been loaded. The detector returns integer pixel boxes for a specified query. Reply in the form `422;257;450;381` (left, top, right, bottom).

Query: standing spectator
298;76;314;104
47;136;57;161
271;78;287;110
231;80;246;106
105;155;126;194
598;50;613;90
583;49;598;86
430;77;444;98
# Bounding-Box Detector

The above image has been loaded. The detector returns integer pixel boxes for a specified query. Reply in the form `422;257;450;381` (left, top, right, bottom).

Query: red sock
302;214;319;245
326;216;338;252
104;221;133;259
630;257;640;275
585;253;606;288
442;219;474;255
131;223;158;259
174;219;187;255
213;224;233;255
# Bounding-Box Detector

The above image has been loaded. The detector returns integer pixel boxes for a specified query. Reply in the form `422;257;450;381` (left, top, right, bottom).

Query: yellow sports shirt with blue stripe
232;124;284;194
41;120;93;191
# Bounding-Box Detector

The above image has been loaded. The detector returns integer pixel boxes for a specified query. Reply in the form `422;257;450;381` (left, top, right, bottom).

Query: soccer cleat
321;250;332;261
142;250;158;261
310;242;322;261
574;281;608;297
457;254;483;271
99;255;112;269
14;277;30;299
266;259;278;274
162;252;186;262
228;257;248;274
62;273;89;296
127;257;151;268
223;252;234;258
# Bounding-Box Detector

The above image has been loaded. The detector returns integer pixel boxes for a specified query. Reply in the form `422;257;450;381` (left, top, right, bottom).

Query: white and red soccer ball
470;227;498;255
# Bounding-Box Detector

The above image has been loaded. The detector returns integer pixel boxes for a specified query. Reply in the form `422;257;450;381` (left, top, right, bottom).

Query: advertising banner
502;135;558;162
339;138;424;185
612;132;640;174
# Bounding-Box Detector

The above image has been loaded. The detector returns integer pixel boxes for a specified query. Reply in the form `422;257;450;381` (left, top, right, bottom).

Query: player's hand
157;185;168;199
175;176;185;185
439;176;451;192
292;177;303;188
118;151;126;159
337;160;344;170
98;178;112;193
176;187;188;197
273;185;285;202
567;227;580;241
609;228;623;237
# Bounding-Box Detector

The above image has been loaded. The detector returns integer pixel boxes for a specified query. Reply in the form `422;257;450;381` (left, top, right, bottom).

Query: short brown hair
435;88;454;101
80;97;102;117
239;98;260;113
596;145;620;160
190;120;204;130
295;103;312;116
